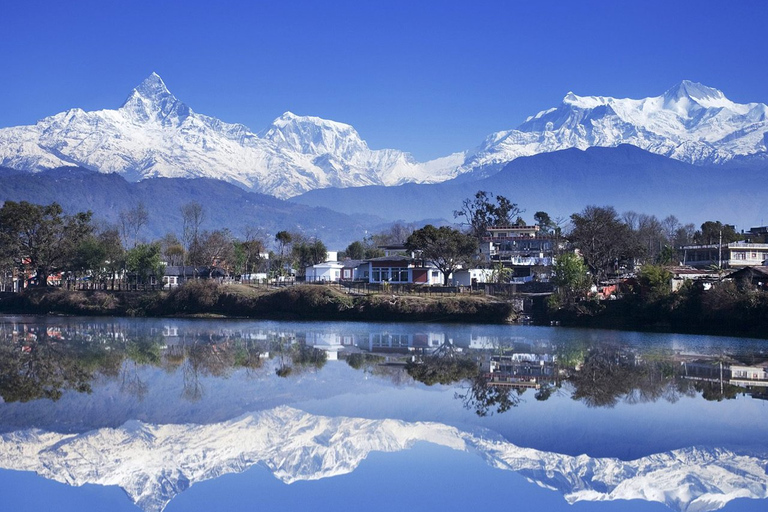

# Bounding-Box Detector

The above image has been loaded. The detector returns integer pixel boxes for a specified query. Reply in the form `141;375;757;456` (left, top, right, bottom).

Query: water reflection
1;316;767;512
2;316;765;409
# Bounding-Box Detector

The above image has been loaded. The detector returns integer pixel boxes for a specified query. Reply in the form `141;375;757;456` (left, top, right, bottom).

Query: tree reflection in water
0;319;763;412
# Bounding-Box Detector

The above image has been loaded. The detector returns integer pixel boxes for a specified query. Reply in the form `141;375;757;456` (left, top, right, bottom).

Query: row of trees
0;191;749;290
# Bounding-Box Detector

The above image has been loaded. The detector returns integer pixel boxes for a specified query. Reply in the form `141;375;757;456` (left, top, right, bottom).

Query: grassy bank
0;282;517;324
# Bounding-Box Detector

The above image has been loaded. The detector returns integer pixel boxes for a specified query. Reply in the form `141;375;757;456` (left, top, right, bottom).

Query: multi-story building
478;225;556;280
681;242;768;269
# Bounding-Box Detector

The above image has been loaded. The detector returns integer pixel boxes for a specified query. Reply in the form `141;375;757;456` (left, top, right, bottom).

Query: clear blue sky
1;0;767;160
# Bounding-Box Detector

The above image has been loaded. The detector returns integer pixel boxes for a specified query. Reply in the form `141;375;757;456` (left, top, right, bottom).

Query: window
392;268;408;282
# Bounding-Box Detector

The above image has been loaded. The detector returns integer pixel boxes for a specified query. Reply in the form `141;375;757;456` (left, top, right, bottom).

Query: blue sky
1;0;767;160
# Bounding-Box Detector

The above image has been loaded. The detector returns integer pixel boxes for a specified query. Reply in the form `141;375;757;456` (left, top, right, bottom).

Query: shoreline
0;283;518;325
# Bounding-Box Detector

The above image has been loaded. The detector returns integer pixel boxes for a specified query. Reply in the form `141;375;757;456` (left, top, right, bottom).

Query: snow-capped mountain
0;76;766;198
463;80;768;174
0;406;765;512
0;73;461;198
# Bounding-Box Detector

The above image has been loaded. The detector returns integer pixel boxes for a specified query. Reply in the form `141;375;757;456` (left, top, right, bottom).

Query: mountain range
0;74;766;200
0;406;765;512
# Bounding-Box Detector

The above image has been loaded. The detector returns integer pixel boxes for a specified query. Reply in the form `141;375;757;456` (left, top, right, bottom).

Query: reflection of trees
344;353;384;370
275;342;327;378
0;330;107;402
456;375;521;416
406;343;478;386
120;336;163;401
695;381;741;401
569;346;686;408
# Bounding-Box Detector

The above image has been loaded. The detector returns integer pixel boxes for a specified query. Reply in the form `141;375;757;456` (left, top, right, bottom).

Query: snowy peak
663;80;726;104
119;73;191;125
0;76;766;198
132;72;173;102
463;80;768;172
262;111;370;159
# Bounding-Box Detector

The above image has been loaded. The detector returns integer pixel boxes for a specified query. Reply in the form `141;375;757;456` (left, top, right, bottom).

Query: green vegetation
548;252;591;313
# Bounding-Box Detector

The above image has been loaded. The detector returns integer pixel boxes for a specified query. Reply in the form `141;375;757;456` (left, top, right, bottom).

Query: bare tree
199;229;235;268
159;233;185;266
118;202;149;249
181;202;205;265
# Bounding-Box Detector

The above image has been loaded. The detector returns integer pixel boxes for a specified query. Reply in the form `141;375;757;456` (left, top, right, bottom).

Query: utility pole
718;230;722;269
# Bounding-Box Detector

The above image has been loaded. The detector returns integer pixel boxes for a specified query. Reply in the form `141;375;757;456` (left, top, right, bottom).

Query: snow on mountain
462;80;768;174
260;111;465;187
0;406;765;512
0;76;765;198
0;73;461;198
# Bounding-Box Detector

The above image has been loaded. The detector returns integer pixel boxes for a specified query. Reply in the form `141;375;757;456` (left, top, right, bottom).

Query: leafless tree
181;202;205;265
118;202;149;248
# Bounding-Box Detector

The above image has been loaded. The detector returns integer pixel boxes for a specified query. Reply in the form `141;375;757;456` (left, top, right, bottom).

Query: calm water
0;315;766;512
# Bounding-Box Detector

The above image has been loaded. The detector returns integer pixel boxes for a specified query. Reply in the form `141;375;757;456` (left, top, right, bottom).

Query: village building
365;255;445;285
681;242;768;269
304;260;345;282
479;225;556;281
727;266;768;289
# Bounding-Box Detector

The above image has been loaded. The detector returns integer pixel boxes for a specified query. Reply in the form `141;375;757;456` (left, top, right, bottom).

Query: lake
0;315;766;512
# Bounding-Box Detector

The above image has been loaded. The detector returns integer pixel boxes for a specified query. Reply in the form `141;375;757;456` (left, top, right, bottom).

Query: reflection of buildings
304;331;357;361
680;359;768;395
730;365;768;388
482;354;557;389
363;332;446;353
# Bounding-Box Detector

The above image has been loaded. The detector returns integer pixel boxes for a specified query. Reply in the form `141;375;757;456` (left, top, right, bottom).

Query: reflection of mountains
0;407;765;512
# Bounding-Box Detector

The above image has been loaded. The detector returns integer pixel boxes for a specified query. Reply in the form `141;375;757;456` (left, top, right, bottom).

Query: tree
118;202;149;248
159;233;185;266
405;225;478;285
632;213;666;264
694;221;741;245
569;205;638;283
0;201;93;287
126;243;164;287
534;211;555;235
454;191;521;239
549;252;591;310
236;226;266;275
342;237;384;260
636;264;673;302
292;237;327;274
199;229;235;268
344;240;366;260
274;231;293;275
181;202;205;264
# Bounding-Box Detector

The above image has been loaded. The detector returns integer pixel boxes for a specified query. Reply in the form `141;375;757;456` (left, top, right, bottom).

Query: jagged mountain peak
119;73;190;124
270;111;358;134
262;111;370;158
0;76;766;199
663;80;725;103
135;72;171;98
464;80;768;173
